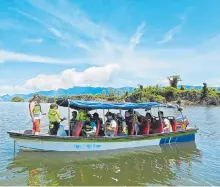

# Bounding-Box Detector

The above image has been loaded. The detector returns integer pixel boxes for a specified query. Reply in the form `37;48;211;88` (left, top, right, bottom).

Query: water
0;102;220;185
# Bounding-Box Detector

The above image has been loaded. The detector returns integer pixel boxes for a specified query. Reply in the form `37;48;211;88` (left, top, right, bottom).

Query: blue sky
0;0;220;95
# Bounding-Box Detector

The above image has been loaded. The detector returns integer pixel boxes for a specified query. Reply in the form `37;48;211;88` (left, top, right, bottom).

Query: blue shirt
83;121;96;129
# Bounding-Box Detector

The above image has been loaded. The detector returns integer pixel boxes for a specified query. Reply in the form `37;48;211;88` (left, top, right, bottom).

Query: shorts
49;122;60;135
33;119;40;133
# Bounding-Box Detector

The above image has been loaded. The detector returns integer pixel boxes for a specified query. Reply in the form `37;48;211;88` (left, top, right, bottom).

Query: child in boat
81;114;96;137
104;112;117;136
29;94;46;135
48;104;66;135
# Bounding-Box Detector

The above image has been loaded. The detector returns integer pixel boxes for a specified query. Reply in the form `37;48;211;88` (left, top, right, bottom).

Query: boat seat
72;121;83;136
152;118;163;134
95;121;100;136
139;119;150;135
127;120;135;135
167;116;177;132
114;121;118;136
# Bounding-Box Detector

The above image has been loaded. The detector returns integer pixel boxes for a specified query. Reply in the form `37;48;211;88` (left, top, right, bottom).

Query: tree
167;75;182;88
138;84;144;91
180;85;185;90
11;96;24;102
201;82;208;99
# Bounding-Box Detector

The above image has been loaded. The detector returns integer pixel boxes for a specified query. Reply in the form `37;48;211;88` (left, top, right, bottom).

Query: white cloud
48;28;64;39
129;22;146;50
0;64;120;95
0;50;81;64
2;2;220;91
25;38;43;44
158;25;181;44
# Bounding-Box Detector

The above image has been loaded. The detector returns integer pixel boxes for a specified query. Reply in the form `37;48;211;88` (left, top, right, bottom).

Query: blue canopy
56;99;163;110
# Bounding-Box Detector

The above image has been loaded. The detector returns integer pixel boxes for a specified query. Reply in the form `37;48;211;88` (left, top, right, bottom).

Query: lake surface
0;102;220;185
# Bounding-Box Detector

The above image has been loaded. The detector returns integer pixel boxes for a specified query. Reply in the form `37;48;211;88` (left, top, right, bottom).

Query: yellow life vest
78;110;87;121
48;109;61;123
33;104;41;117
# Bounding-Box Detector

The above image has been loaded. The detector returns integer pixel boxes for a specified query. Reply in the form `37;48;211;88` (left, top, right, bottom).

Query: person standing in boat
29;94;46;135
48;104;66;135
81;114;96;137
104;112;117;136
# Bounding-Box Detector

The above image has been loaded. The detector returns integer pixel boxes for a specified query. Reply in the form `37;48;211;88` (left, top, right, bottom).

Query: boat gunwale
7;128;198;142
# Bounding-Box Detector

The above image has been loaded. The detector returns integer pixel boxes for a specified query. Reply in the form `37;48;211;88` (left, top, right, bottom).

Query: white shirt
110;120;117;128
164;119;173;132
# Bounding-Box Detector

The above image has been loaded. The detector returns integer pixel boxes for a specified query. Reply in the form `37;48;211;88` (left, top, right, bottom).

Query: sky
0;0;220;95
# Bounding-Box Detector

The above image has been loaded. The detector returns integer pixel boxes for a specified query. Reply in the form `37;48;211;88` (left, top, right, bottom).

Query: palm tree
138;84;144;91
167;75;182;88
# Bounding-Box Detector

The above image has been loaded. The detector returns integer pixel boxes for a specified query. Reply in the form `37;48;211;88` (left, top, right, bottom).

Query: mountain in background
1;85;220;102
0;86;135;102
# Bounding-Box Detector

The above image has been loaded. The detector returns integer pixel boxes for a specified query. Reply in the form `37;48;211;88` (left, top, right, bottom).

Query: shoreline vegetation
10;76;220;106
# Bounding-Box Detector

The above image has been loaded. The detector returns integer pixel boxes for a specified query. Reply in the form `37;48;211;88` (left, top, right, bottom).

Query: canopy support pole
68;99;70;136
103;109;106;136
158;106;163;130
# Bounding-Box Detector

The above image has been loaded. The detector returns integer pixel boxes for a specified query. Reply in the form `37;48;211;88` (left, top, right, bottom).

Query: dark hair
72;111;77;116
146;112;152;118
86;113;92;119
93;112;99;118
50;103;58;109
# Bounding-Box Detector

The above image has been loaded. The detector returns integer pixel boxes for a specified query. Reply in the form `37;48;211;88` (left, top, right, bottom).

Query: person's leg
135;124;139;135
32;121;36;135
34;119;40;135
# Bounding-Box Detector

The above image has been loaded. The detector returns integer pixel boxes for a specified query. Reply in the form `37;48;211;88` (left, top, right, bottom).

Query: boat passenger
158;111;173;133
93;112;104;135
93;112;103;125
104;112;117;136
116;113;127;135
48;104;66;135
81;114;97;137
77;109;88;122
70;111;78;133
126;109;142;135
29;94;46;135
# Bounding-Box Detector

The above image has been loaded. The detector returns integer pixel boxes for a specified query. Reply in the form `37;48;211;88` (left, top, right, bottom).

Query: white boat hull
11;131;196;152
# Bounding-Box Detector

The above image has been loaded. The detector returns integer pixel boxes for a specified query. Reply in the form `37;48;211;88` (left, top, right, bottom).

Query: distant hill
177;85;220;91
0;86;135;102
1;85;220;102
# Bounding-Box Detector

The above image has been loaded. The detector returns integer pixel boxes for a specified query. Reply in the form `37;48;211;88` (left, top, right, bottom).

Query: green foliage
201;82;208;99
22;82;220;105
11;97;24;102
180;85;185;90
167;75;182;88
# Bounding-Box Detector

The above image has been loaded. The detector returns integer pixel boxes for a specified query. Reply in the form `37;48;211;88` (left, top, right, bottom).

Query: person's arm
54;112;61;123
107;121;116;131
39;105;46;115
86;122;97;134
29;102;35;122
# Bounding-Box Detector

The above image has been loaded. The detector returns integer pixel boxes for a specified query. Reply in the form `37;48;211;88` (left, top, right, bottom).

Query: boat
7;99;198;152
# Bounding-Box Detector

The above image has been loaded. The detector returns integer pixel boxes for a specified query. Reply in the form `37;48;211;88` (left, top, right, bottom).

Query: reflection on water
5;143;202;186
